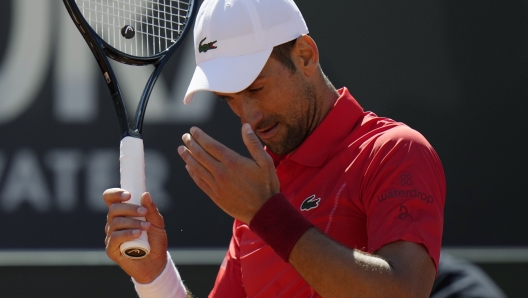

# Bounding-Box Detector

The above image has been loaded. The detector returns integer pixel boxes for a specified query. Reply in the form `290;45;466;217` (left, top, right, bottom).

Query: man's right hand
103;189;169;284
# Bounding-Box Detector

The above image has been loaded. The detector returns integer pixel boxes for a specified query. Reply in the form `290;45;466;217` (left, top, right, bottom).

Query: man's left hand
178;123;280;224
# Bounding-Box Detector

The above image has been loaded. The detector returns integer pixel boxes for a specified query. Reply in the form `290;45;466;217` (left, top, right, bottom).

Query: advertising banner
0;0;527;250
0;0;237;249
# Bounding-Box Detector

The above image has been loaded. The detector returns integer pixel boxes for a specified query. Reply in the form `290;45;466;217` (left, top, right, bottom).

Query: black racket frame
62;0;198;138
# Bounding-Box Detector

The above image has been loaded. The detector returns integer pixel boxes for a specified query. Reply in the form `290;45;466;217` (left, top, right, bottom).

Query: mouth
256;122;279;140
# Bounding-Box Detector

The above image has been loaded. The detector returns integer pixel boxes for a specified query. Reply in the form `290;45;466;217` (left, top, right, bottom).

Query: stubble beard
261;120;306;155
261;80;318;156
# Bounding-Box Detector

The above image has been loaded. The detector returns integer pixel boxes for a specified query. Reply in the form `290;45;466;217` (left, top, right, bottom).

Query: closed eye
248;87;263;94
216;95;230;102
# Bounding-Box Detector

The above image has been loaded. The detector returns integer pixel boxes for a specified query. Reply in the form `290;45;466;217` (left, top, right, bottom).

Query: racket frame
62;0;197;258
63;0;197;138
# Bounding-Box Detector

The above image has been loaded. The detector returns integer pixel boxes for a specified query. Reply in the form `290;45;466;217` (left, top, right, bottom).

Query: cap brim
184;47;273;105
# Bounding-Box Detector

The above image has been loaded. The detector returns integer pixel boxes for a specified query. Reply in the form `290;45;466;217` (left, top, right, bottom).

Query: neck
314;74;340;128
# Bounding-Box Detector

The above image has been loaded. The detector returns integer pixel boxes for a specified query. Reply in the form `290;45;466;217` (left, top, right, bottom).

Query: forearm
289;228;421;298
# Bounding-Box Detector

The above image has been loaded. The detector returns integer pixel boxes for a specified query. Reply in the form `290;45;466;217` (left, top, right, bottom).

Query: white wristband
132;253;187;298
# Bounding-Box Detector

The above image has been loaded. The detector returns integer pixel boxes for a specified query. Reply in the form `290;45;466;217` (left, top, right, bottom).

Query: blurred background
0;0;526;297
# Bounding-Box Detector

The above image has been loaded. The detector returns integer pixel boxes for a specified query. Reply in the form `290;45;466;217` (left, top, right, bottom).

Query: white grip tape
119;136;151;259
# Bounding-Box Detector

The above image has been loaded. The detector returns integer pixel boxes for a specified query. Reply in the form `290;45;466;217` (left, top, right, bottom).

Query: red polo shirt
210;88;445;297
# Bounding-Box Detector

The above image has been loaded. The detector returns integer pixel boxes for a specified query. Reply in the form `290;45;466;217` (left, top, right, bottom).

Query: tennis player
103;0;445;297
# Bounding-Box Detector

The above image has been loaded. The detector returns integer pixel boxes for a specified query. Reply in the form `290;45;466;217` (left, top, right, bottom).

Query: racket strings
81;2;188;22
78;8;185;37
76;0;191;57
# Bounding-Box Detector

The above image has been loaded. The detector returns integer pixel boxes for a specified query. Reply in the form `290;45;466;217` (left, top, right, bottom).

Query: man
103;0;445;297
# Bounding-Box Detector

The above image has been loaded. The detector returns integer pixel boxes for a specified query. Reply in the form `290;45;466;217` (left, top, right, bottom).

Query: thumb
241;123;268;164
140;192;165;229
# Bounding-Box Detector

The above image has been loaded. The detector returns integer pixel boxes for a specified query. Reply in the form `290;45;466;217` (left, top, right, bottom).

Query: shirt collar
267;87;364;167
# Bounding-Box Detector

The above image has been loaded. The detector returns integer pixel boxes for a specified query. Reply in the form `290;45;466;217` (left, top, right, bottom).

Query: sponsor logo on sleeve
377;173;435;204
397;205;413;222
400;173;413;185
377;188;435;204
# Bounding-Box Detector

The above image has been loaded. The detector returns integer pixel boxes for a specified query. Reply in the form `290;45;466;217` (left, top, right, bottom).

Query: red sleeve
209;221;247;298
361;125;445;271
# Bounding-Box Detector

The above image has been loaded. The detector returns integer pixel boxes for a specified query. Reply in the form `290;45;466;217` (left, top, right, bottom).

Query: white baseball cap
183;0;309;104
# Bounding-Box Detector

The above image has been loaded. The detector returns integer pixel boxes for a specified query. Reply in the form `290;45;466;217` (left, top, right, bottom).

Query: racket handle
119;136;151;259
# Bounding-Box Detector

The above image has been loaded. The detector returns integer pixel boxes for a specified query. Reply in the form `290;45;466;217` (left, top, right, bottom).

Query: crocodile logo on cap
199;37;217;53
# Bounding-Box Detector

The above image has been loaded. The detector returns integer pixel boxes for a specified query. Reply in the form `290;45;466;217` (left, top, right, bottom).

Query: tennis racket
62;0;197;259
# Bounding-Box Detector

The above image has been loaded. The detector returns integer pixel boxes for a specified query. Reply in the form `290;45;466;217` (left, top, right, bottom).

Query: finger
185;164;237;218
107;203;148;225
188;127;235;163
105;229;142;257
184;164;215;200
106;216;151;235
138;193;170;257
103;188;131;207
140;192;166;229
241;123;271;166
178;145;215;184
181;133;222;175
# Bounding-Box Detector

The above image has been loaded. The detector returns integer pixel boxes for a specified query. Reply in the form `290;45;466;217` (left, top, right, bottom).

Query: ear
292;35;319;77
